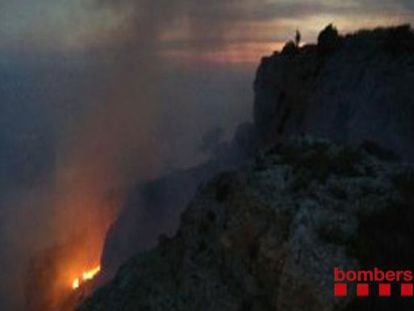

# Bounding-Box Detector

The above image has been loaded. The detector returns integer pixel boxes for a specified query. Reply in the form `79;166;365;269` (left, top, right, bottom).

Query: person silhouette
295;29;301;47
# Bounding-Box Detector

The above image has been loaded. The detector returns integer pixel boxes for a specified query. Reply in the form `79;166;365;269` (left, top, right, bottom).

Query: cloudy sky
1;0;413;63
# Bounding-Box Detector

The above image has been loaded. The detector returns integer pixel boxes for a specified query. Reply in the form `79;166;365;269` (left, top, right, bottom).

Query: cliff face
78;137;414;311
77;25;414;311
254;25;414;160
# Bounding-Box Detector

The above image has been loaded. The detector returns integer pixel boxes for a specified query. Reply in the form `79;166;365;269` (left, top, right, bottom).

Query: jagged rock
254;25;414;160
317;24;342;54
281;41;299;57
77;137;414;311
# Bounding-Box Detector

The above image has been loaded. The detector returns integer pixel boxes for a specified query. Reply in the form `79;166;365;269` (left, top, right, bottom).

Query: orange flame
72;278;80;290
71;266;101;290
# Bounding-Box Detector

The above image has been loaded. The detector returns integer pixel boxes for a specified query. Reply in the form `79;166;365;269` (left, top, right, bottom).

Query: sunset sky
1;0;413;63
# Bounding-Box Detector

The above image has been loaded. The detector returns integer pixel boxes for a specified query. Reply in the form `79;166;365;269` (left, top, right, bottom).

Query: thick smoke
48;0;254;260
0;1;253;310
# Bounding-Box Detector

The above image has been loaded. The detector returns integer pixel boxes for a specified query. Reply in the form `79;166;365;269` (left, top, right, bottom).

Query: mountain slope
254;25;414;159
77;25;414;311
78;138;414;311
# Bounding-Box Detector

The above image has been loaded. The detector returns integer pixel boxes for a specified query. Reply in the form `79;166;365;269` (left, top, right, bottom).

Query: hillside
254;25;414;160
78;137;414;310
77;25;414;310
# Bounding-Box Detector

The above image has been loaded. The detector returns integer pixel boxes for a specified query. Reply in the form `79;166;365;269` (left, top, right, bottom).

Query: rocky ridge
77;25;414;310
78;137;414;310
254;25;414;160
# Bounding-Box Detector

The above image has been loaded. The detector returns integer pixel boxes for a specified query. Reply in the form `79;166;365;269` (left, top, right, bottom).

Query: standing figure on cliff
295;29;301;47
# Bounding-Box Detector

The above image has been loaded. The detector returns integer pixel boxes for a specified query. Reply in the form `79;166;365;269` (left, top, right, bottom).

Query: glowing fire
71;266;101;290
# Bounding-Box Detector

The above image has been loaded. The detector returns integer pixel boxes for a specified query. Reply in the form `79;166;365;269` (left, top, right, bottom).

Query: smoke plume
0;1;253;310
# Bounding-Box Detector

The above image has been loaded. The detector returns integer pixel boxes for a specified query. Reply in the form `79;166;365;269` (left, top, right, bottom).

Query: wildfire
72;266;101;290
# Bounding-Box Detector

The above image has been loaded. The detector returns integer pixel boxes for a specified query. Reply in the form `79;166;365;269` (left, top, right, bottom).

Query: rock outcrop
254;25;414;160
77;25;414;311
78;137;414;311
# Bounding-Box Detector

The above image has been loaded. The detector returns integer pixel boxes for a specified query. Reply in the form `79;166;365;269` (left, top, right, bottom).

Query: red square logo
357;283;369;297
334;283;347;297
379;283;391;297
401;284;413;297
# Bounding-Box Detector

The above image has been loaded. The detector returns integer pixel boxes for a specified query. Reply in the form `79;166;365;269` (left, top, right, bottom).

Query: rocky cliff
254;25;414;160
78;137;414;311
77;25;414;310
